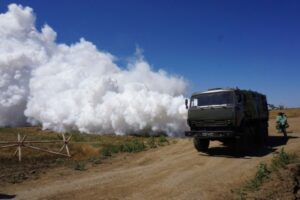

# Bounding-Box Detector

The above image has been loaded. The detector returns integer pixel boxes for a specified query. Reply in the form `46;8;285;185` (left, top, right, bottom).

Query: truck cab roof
191;88;235;97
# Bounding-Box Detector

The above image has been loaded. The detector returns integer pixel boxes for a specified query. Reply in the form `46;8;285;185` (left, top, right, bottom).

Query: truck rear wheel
193;137;209;152
255;122;265;147
235;125;255;154
263;121;269;144
255;121;268;147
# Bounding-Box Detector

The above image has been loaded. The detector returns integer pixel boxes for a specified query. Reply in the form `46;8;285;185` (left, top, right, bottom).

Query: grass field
0;127;170;185
269;108;300;119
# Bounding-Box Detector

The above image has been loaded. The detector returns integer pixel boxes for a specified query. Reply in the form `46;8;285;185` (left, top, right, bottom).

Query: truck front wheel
193;137;209;152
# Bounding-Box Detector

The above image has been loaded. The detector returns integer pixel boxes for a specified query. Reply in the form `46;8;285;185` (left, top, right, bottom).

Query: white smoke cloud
0;4;54;126
0;4;188;136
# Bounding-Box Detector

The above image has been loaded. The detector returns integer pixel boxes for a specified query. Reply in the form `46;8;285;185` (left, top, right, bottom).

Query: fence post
18;133;21;162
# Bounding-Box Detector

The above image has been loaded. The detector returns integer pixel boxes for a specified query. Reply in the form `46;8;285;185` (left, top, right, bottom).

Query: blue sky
1;0;300;107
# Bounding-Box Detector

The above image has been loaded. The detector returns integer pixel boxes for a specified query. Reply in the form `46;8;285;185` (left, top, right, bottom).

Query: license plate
202;132;215;137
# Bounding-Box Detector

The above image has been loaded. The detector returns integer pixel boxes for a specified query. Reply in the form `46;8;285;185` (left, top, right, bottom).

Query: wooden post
14;134;27;162
18;133;21;162
61;134;71;157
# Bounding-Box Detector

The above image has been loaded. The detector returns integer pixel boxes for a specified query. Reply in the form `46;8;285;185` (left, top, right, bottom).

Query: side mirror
185;99;189;109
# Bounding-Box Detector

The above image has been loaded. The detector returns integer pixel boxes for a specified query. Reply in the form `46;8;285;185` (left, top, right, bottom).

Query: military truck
185;88;268;153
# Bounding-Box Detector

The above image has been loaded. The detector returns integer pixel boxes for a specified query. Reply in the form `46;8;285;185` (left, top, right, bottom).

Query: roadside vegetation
233;148;299;200
0;127;171;184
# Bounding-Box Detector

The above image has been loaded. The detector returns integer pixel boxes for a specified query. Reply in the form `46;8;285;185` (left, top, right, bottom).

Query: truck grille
191;120;228;127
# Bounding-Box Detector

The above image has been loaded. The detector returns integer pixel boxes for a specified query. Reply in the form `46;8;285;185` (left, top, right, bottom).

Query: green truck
185;88;269;153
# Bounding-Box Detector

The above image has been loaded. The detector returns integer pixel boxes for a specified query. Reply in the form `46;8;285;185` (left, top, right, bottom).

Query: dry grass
0;127;148;160
71;144;99;160
0;127;170;184
268;108;300;134
269;108;300;119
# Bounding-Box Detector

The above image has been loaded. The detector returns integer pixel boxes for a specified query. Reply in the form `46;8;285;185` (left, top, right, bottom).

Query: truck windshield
191;92;234;107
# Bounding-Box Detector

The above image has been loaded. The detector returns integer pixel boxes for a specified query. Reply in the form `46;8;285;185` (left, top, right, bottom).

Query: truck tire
222;139;235;147
235;134;247;154
262;121;269;145
235;125;254;154
193;137;209;152
255;122;265;147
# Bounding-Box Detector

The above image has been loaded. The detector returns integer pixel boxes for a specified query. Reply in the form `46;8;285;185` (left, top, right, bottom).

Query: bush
101;144;119;157
73;161;86;171
158;135;169;145
246;162;270;191
271;148;297;170
8;173;27;184
147;137;157;148
121;140;145;152
101;140;145;157
70;133;86;142
89;156;102;165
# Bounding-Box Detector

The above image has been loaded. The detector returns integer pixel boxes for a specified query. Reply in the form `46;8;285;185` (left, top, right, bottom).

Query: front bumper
185;130;235;139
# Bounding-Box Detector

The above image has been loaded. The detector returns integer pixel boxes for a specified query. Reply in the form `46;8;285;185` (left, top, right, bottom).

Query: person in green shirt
276;112;288;137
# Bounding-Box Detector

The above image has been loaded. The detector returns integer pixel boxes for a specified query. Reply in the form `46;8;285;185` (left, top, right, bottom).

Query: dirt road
2;118;300;200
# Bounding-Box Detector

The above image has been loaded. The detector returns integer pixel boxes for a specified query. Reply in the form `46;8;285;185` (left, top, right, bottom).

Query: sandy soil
2;118;300;200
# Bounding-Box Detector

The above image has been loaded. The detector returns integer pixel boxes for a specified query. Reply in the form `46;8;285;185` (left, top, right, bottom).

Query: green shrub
246;162;270;191
8;173;27;184
70;133;86;142
271;148;297;170
89;156;102;164
108;144;121;154
101;147;112;157
121;140;145;152
101;140;145;157
147;137;157;148
73;161;86;171
158;135;169;145
245;149;296;191
234;149;297;199
55;158;65;164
